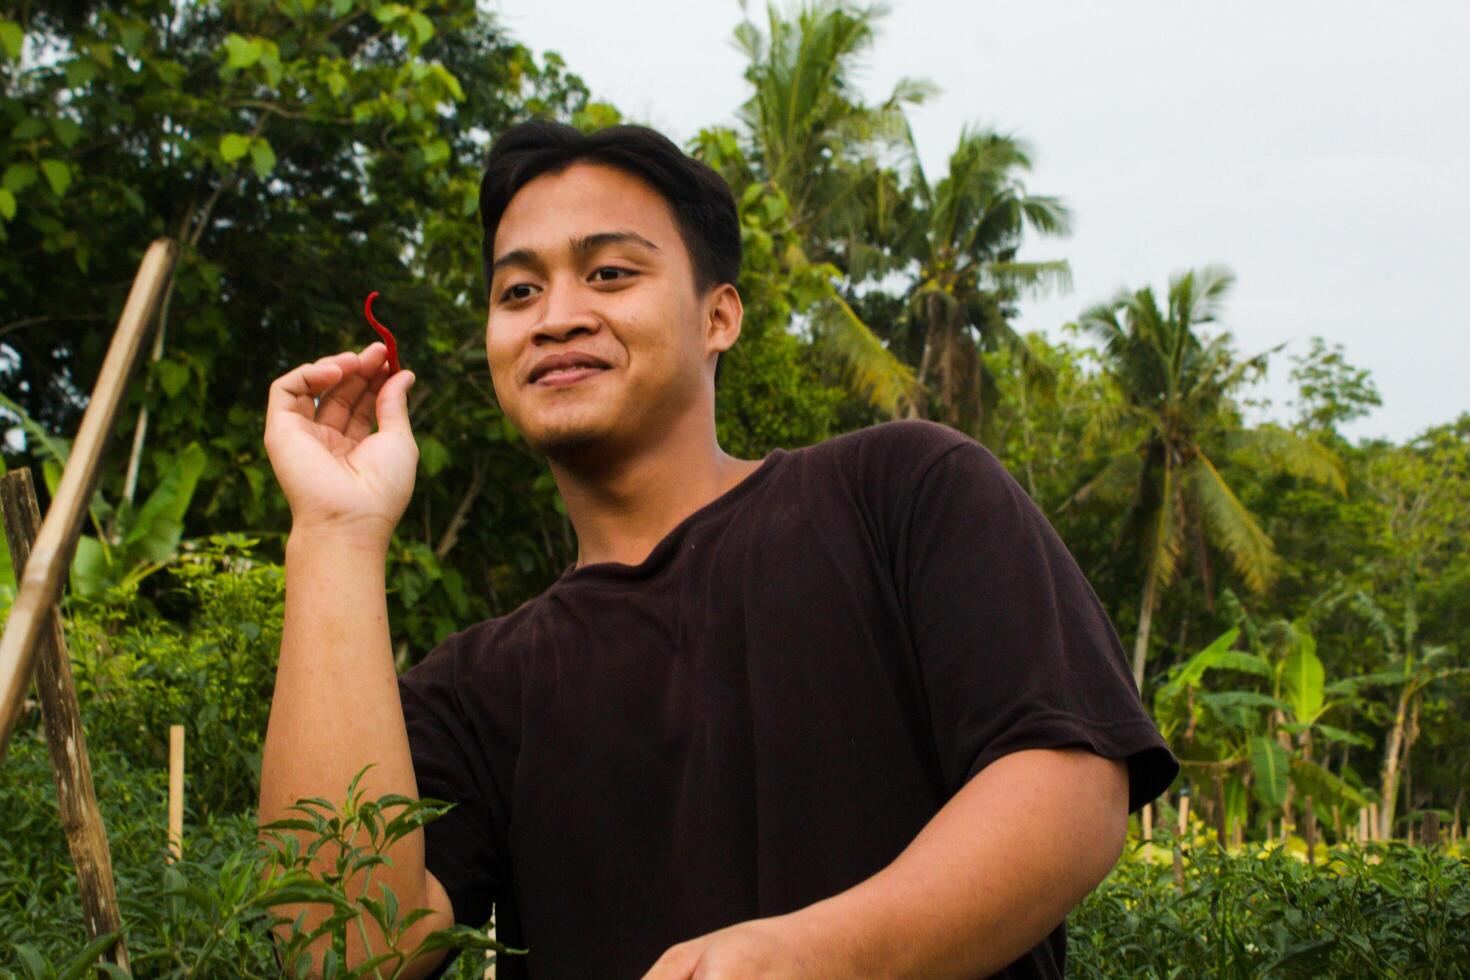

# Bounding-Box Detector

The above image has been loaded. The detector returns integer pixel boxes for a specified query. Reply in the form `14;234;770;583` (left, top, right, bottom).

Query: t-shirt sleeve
894;435;1178;812
398;633;504;930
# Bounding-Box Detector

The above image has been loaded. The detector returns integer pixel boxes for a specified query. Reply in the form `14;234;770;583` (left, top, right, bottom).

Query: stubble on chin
521;411;616;467
534;428;603;466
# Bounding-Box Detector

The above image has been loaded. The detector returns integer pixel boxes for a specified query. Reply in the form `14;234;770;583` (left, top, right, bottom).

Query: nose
533;282;600;346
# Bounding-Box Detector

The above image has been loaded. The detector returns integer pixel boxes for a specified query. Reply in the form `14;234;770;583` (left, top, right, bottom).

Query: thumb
376;369;416;436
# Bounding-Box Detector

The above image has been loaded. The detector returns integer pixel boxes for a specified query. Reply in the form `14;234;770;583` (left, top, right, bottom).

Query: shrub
1070;840;1470;978
0;740;508;978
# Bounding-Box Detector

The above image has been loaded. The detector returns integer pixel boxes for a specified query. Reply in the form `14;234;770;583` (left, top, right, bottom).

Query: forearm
798;748;1129;979
258;528;448;972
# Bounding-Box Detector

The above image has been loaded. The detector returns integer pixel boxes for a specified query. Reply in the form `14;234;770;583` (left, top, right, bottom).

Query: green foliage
0;743;505;977
259;766;516;977
1071;843;1470;978
1290;337;1382;433
58;535;285;817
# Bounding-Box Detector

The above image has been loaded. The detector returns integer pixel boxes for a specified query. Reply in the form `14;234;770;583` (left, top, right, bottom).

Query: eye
499;282;539;303
591;266;635;283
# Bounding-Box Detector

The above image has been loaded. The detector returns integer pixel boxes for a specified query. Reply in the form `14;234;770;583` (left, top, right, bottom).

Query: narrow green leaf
124;441;207;561
1282;625;1325;724
0;188;15;221
1250;735;1289;808
59;933;123;980
70;534;113;596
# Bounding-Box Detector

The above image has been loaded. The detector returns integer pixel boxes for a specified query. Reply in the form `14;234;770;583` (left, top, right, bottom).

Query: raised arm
258;342;453;978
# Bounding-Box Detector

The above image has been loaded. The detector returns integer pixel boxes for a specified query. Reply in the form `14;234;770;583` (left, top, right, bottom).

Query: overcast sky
492;0;1468;442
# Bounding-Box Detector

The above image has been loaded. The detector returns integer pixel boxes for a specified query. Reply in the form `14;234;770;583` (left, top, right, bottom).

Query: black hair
479;120;742;296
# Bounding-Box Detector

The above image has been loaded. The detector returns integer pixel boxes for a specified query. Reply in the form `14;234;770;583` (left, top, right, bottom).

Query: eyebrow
490;230;661;276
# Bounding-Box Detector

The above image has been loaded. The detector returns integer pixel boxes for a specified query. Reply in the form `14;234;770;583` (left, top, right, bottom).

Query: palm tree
731;0;932;415
1075;266;1345;692
1346;591;1466;840
896;127;1071;433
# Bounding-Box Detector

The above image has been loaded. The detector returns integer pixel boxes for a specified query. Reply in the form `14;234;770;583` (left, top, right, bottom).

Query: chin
520;411;623;466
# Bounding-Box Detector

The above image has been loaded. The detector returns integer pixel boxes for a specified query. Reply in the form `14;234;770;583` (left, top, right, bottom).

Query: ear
703;283;743;358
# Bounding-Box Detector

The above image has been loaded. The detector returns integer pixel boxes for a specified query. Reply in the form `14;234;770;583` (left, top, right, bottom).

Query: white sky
491;0;1469;442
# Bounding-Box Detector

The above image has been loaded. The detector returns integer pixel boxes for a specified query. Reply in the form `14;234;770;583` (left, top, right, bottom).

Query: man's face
485;162;737;465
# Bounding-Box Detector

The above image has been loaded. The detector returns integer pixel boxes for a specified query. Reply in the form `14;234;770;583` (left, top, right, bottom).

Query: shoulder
792;419;998;494
400;596;548;689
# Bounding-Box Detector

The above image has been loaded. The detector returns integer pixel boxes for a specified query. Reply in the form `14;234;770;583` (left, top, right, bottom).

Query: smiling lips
528;352;612;387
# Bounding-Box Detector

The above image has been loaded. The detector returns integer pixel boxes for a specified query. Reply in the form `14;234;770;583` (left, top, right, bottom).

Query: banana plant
1155;614;1371;843
0;391;206;598
1340;590;1467;839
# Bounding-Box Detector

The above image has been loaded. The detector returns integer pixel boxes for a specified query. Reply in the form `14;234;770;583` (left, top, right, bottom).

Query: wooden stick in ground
168;724;184;862
0;469;129;971
0;238;179;759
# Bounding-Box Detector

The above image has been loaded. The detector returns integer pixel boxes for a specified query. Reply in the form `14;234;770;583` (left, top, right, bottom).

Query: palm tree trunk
1379;685;1412;839
1132;570;1158;692
1301;730;1317;862
907;304;942;420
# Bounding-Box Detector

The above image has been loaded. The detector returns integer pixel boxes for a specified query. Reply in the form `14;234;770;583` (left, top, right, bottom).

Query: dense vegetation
1;0;1466;974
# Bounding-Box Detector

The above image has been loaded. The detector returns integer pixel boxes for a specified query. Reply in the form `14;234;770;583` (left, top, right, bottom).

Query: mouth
535;365;608;388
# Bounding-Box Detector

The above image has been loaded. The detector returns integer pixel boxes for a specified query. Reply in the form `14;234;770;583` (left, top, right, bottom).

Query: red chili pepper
363;291;401;375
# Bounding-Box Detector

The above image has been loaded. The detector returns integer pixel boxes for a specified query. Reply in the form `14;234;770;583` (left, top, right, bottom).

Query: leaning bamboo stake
168;724;185;862
0;238;179;759
0;469;129;970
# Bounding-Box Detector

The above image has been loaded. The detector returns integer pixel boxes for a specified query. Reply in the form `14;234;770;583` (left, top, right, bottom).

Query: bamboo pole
0;469;129;970
168;724;185;862
0;238;179;759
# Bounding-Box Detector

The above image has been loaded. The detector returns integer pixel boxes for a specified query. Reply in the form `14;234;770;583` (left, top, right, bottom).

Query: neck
550;413;762;569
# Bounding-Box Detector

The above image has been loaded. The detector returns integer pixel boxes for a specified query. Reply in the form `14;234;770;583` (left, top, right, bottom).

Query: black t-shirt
399;420;1178;979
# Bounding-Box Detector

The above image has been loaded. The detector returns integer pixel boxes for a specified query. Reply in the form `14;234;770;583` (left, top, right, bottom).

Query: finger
315;345;384;431
344;360;391;443
268;361;346;421
640;943;701;980
373;368;417;438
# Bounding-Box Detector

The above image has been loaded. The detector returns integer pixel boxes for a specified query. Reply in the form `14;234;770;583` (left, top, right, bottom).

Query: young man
261;121;1177;979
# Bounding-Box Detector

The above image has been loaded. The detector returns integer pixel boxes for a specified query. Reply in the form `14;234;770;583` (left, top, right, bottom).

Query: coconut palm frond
1068;452;1142;508
1141;459;1186;593
1173;263;1236;326
815;291;917;416
982;259;1073;298
1192;453;1279;594
1230;425;1347;494
1017;194;1072;237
